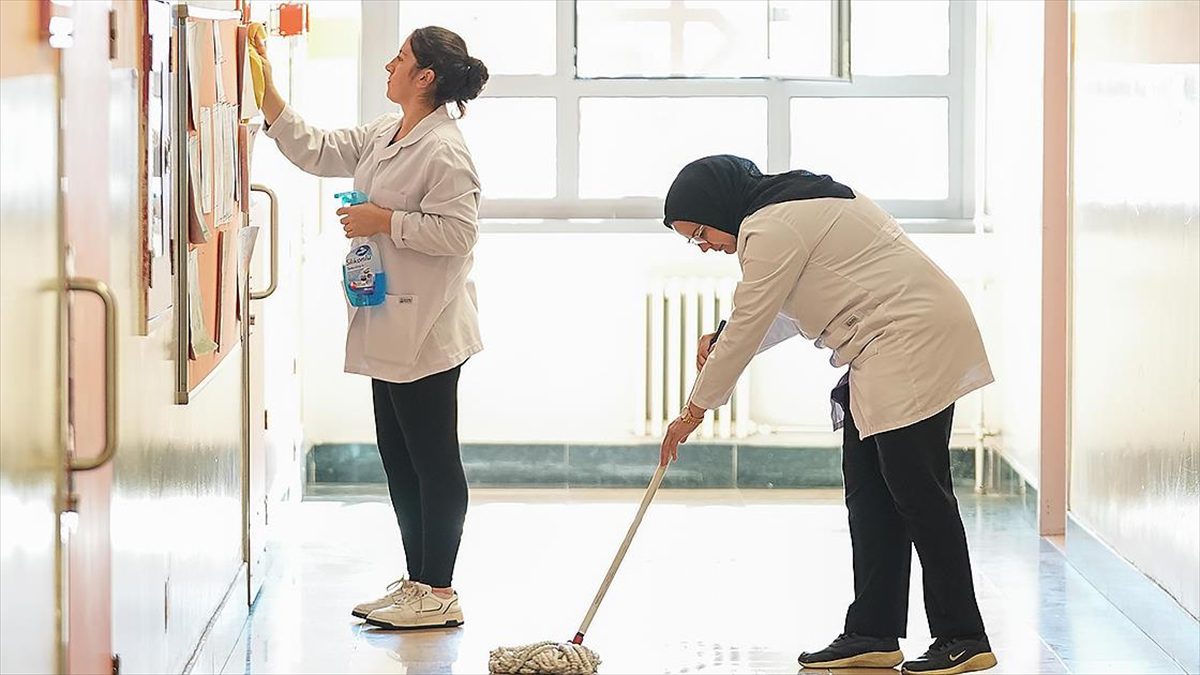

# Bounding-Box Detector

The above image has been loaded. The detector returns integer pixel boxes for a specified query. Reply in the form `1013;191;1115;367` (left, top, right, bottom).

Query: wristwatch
679;404;705;424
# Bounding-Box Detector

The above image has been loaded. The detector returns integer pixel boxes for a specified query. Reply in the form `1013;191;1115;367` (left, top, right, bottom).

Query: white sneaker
351;578;416;620
364;582;464;630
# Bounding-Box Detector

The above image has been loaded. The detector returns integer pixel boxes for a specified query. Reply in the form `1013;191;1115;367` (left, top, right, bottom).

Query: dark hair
408;26;489;117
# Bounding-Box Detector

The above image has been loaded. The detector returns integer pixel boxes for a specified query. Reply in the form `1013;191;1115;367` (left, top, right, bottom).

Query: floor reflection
223;487;1184;674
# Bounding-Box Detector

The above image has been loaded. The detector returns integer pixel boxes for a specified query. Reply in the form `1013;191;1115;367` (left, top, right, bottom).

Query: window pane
851;0;949;76
398;1;555;76
579;98;767;199
790;98;948;199
577;1;832;78
458;99;556;199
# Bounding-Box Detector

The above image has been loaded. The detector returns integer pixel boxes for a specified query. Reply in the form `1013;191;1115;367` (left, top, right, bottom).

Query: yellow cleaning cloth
247;22;266;108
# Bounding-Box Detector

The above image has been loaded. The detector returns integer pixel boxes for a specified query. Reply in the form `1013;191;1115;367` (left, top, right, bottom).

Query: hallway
222;488;1186;674
3;2;1197;673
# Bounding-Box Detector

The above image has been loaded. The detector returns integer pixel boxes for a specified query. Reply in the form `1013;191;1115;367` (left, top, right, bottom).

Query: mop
488;462;668;674
490;322;725;674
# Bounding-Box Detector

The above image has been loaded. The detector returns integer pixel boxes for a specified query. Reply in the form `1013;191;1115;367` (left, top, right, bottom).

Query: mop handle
573;462;668;642
571;320;725;644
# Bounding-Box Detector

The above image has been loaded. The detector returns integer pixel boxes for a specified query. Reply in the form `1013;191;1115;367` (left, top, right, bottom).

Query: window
579;98;768;199
396;1;556;75
791;97;949;200
851;0;950;76
458;99;557;199
361;0;974;224
576;1;841;79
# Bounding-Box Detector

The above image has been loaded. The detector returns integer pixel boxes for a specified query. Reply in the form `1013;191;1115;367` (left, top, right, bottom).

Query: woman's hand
696;331;717;371
660;404;705;465
250;28;285;123
250;29;273;82
338;203;393;239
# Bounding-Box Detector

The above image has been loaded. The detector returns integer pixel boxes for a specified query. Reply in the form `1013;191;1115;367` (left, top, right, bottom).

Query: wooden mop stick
572;461;669;644
571;320;726;645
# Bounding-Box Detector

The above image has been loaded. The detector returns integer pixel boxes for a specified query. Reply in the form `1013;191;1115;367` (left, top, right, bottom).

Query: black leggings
371;364;468;588
841;398;986;639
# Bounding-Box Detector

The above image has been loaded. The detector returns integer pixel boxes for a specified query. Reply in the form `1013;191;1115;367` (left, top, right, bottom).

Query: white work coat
690;195;993;439
266;105;483;383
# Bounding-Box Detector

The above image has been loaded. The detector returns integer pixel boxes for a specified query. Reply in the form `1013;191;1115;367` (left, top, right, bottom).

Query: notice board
172;4;251;403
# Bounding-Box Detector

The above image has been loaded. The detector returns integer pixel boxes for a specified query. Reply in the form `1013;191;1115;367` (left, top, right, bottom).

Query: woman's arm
253;30;372;177
385;142;481;256
264;108;379;178
689;219;812;409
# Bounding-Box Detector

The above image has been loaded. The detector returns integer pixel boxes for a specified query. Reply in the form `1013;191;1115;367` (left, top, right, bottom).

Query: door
245;185;276;603
60;1;118;673
0;2;65;673
243;11;308;601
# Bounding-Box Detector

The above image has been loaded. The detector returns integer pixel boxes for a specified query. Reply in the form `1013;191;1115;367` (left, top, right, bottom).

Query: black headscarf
663;155;855;236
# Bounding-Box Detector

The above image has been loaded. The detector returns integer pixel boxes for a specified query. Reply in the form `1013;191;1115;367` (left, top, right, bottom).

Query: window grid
360;0;976;226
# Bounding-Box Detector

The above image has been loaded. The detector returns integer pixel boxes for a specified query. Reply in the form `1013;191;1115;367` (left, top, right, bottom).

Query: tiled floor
222;486;1187;674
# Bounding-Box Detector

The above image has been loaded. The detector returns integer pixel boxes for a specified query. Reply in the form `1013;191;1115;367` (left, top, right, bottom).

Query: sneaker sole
350;610;370;620
902;652;998;675
799;650;905;668
363;616;465;631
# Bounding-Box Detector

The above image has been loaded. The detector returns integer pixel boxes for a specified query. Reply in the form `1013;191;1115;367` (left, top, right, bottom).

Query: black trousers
371;364;468;588
840;398;986;639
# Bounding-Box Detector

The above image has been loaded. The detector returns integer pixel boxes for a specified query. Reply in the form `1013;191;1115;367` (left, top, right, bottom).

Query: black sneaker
901;636;997;674
798;633;904;669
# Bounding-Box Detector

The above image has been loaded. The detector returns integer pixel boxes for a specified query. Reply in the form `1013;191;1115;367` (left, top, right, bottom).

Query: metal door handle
249;184;279;300
67;278;118;472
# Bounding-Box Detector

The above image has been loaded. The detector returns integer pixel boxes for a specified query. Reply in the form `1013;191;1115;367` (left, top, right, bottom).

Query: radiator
639;278;754;440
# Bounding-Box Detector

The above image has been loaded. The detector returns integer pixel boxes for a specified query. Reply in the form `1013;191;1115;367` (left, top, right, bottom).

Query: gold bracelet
679;405;705;424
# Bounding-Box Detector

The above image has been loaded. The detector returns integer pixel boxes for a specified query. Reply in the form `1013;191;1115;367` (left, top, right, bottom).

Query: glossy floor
222;487;1187;674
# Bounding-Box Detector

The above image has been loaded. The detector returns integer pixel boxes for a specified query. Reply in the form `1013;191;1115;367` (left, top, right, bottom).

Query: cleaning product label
336;190;388;307
346;244;377;293
343;242;387;307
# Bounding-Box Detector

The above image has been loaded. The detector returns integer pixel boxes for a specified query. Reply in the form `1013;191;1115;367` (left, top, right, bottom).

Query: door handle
67;278;118;472
249;184;279;300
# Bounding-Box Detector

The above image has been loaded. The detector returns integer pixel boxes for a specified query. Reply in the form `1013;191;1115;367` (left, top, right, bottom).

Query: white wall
982;0;1044;485
1068;0;1200;619
298;222;998;446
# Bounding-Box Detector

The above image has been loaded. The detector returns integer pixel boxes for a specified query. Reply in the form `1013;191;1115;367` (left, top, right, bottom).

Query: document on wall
212;106;226;224
224;104;238;219
236;225;260;321
237;123;251;209
238;29;261;120
186;134;211;244
186;28;201;126
214;231;236;349
199;107;213;214
213;21;226;102
187;251;218;358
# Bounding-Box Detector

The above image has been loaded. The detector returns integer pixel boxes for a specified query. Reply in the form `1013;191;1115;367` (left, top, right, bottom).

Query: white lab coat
690;195;994;439
265;105;483;383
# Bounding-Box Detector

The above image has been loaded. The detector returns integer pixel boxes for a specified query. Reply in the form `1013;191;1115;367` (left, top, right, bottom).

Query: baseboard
308;442;978;489
182;563;249;675
988;450;1039;527
1066;515;1200;674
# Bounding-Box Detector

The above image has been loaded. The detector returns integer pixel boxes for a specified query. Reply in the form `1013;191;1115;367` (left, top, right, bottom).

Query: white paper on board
199;107;213;214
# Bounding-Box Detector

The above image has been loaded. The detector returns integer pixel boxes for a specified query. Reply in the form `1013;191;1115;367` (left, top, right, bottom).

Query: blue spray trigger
335;190;370;206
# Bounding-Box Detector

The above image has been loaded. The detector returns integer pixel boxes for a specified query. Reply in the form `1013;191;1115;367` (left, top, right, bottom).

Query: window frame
360;0;977;229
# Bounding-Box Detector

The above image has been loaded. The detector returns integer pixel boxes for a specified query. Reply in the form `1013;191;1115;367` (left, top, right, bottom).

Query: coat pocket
363;294;419;366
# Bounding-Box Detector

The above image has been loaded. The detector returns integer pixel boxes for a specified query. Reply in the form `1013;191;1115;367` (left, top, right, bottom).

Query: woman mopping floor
494;155;997;675
657;155;998;675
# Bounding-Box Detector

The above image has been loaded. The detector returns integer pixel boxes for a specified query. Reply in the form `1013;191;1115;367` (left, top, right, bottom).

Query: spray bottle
336;190;387;307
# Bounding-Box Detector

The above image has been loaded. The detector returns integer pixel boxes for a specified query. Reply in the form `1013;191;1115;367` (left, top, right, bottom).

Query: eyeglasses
684;224;706;245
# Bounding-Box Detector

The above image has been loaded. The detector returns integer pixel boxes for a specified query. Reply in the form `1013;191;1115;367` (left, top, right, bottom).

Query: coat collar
375;106;452;160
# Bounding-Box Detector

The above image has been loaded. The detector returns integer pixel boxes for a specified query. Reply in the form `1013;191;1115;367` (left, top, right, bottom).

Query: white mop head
488;640;601;674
